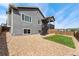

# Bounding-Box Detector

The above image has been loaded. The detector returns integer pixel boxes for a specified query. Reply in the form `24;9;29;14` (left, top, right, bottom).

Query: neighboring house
6;4;55;35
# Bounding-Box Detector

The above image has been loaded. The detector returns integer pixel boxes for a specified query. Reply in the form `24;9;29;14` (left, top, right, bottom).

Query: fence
48;29;74;36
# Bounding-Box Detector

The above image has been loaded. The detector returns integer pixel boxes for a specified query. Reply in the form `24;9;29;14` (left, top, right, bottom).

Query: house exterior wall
10;9;44;35
7;13;11;27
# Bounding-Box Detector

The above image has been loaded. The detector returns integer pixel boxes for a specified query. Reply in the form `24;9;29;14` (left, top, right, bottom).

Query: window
28;29;30;34
22;14;24;21
38;20;41;24
24;29;28;34
24;29;30;34
25;16;31;22
29;17;31;22
21;14;32;22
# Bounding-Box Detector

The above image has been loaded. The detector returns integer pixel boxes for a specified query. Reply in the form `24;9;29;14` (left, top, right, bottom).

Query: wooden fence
48;29;74;36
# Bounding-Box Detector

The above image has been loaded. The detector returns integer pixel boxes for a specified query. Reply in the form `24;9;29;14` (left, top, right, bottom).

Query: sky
0;3;79;29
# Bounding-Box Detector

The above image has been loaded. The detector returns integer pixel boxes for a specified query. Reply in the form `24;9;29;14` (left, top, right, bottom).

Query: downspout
11;8;13;34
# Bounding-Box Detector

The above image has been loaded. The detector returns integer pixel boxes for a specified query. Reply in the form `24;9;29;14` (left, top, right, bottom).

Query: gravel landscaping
5;32;79;56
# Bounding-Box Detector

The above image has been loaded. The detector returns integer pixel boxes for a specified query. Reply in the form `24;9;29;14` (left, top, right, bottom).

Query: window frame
23;28;31;34
24;29;28;34
38;20;41;25
21;13;32;23
22;14;25;21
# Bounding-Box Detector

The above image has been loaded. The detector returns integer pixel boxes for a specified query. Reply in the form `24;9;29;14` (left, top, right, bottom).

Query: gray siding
7;14;11;27
11;9;43;35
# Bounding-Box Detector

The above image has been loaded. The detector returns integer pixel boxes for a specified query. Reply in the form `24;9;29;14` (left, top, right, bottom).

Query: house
6;4;55;35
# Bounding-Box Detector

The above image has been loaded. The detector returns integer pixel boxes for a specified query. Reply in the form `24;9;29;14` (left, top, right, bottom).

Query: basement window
24;29;30;34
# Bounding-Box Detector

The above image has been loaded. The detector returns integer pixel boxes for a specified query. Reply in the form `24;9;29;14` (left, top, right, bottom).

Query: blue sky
0;3;79;29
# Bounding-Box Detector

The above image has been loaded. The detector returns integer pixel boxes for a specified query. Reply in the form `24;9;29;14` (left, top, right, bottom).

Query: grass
44;35;75;49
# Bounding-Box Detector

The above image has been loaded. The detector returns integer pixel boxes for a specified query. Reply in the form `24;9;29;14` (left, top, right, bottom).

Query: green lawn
44;35;75;48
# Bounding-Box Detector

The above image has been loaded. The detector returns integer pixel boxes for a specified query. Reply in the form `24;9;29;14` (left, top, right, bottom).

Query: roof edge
17;7;45;18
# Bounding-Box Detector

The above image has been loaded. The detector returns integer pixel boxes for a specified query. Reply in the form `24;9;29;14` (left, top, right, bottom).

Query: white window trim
21;13;25;21
21;13;32;23
23;28;31;35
